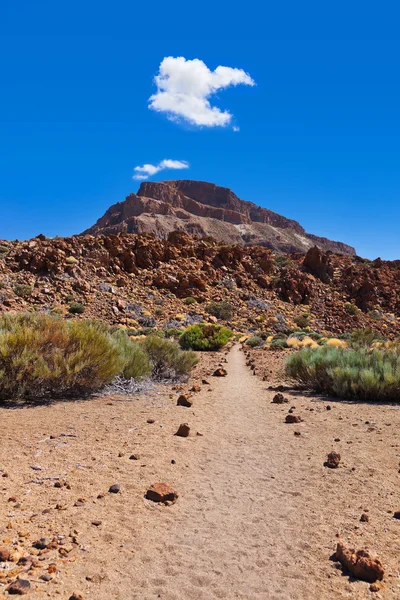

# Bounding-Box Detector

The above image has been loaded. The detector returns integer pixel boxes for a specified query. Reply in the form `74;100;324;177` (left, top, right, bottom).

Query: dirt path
128;344;333;600
1;344;399;599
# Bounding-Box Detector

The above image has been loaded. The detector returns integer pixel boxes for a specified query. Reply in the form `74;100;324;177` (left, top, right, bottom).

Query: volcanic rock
213;368;227;377
175;423;190;437
335;542;384;583
324;452;341;469
285;415;302;424
145;483;178;504
6;579;31;595
177;394;192;407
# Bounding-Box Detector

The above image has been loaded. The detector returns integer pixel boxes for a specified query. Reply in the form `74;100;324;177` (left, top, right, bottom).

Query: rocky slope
83;180;356;256
0;233;398;336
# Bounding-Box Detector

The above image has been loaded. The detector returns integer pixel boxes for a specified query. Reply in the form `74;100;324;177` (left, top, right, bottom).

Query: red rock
0;547;10;561
335;542;384;583
175;423;190;437
324;452;341;469
6;579;31;595
213;368;227;377
177;394;192;407
285;414;302;424
145;483;178;504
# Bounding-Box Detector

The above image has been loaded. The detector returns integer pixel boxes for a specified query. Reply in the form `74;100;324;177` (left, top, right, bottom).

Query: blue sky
1;0;399;259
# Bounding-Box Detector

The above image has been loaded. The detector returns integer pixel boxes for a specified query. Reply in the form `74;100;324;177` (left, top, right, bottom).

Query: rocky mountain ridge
83;180;356;256
0;232;398;337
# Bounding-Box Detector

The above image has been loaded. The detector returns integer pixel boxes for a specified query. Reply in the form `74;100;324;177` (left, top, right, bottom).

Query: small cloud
133;159;189;181
149;56;255;128
233;126;240;132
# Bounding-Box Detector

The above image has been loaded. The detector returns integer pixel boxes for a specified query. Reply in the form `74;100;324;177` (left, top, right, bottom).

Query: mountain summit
83;180;355;255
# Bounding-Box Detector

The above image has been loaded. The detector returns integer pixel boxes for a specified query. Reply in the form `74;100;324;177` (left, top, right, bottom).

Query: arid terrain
1;344;399;599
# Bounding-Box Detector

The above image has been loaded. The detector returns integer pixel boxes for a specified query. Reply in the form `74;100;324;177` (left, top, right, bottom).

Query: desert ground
0;344;399;599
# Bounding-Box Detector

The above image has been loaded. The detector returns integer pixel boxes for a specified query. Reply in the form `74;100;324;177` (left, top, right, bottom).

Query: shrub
285;345;400;401
246;336;264;348
122;342;152;380
274;255;289;268
164;328;182;339
270;338;288;349
65;256;78;265
349;328;383;349
294;313;310;329
179;323;233;351
13;284;33;298
0;313;128;400
0;245;9;255
184;297;197;305
207;301;233;321
68;302;85;315
142;335;198;378
344;302;359;315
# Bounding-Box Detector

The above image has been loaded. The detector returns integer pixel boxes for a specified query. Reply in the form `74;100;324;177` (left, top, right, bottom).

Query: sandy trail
131;345;317;600
1;344;399;599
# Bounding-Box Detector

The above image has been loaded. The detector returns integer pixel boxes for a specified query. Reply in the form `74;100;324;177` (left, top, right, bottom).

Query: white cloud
133;159;189;181
149;56;255;128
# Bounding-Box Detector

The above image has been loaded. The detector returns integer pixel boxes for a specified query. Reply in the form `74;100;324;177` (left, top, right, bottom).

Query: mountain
82;180;356;256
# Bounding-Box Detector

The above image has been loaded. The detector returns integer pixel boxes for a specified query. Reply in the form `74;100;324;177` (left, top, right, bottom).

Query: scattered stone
33;538;50;550
40;574;53;582
147;418;155;424
0;547;10;561
272;393;288;404
202;379;210;385
213;368;227;377
294;431;301;436
109;484;120;494
174;422;190;437
129;454;139;460
171;459;176;464
370;582;381;592
393;511;400;519
190;385;201;392
6;579;31;595
145;483;178;504
324;451;341;469
335;542;384;583
285;414;302;424
92;520;102;527
360;513;369;523
69;594;84;600
177;394;192;407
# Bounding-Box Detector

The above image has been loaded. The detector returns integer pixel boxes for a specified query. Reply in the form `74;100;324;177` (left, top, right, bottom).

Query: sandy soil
0;345;399;599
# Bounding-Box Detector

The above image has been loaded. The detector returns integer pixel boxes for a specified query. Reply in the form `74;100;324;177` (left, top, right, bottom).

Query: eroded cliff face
82;180;356;256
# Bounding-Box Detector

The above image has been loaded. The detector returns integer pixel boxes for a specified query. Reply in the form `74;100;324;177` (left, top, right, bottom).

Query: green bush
142;335;198;378
184;296;197;305
122;342;152;380
270;338;288;349
246;336;264;348
349;328;383;349
13;284;33;298
285;345;400;401
163;327;182;339
207;301;233;321
0;245;9;255
294;313;310;329
69;302;85;315
0;313;128;400
179;323;233;351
